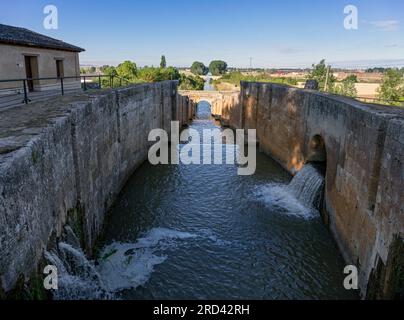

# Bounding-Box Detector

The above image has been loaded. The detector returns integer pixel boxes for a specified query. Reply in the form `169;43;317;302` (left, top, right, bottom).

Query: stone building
0;24;84;95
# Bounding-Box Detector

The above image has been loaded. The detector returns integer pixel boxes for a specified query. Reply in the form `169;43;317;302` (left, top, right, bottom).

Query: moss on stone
31;149;40;164
24;274;48;300
67;203;86;249
5;262;50;300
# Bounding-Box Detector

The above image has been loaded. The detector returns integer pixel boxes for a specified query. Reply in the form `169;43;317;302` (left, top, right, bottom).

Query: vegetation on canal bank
98;59;204;90
377;68;404;106
212;71;301;89
190;61;209;76
209;60;228;76
307;59;404;105
83;57;404;106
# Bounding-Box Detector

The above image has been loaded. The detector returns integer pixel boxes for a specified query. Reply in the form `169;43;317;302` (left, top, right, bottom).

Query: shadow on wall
182;81;404;299
307;134;327;163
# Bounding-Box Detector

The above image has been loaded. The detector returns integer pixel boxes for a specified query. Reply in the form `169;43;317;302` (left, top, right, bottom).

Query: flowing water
47;101;357;300
204;73;215;91
44;227;110;300
288;163;326;210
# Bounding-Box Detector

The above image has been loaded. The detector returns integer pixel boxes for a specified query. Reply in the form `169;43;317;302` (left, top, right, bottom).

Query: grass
213;71;302;89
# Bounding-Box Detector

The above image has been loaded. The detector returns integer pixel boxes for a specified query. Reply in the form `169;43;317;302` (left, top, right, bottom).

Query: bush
213;71;298;87
98;61;203;90
333;75;358;97
137;67;180;82
191;62;208;75
116;61;137;80
179;74;205;90
377;69;404;104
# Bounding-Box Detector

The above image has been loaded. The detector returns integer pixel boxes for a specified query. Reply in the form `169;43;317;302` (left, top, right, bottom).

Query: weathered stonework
0;81;192;293
178;90;241;128
182;82;404;299
1;81;402;299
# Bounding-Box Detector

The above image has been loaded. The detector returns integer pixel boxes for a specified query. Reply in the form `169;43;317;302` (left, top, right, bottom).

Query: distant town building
0;24;84;95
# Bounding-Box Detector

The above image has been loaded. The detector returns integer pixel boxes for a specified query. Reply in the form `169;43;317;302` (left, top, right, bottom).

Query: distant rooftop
0;24;85;52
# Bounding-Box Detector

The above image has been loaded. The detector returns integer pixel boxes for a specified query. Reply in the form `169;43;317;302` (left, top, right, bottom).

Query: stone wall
0;81;191;293
178;90;241;128
1;80;402;298
195;82;404;299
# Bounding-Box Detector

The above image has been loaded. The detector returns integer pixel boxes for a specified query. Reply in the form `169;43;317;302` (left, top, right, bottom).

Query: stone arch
178;90;240;120
188;95;218;107
307;134;327;165
195;99;213;118
195;98;214;107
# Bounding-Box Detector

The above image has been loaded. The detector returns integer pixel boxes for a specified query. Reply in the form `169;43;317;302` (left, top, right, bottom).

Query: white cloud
384;44;399;48
369;20;399;31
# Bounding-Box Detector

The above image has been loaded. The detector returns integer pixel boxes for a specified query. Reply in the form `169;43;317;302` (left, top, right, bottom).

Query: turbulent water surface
47;100;357;300
85;102;357;300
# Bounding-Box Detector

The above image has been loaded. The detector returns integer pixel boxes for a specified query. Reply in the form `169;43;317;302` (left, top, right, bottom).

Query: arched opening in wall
307;134;327;169
196;100;212;120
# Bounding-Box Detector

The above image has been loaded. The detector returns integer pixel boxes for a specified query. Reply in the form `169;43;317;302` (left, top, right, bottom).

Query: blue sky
1;0;403;68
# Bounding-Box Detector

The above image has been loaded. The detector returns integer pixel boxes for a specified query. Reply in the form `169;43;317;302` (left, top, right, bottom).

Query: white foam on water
198;228;234;247
45;227;234;298
136;227;197;248
44;243;110;300
255;183;318;219
97;228;197;292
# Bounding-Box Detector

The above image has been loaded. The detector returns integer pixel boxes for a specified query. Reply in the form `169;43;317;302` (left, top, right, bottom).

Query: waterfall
44;226;111;300
287;163;325;210
43;226;199;299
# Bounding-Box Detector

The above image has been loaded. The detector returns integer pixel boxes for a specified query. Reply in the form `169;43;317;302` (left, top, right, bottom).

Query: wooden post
324;65;331;92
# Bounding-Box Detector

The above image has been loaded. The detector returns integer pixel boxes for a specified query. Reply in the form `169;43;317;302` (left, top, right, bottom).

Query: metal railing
0;74;132;106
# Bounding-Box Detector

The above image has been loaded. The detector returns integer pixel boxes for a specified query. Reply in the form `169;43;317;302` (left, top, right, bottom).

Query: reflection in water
196;100;213;119
204;73;215;91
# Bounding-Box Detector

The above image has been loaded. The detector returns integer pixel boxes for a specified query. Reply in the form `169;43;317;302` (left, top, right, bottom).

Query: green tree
102;65;117;77
334;75;358;97
136;66;180;82
89;66;96;73
137;67;162;82
209;60;228;76
191;61;208;75
161;66;180;80
116;61;137;79
307;59;336;92
179;74;205;90
160;55;167;68
97;65;118;88
377;69;404;104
